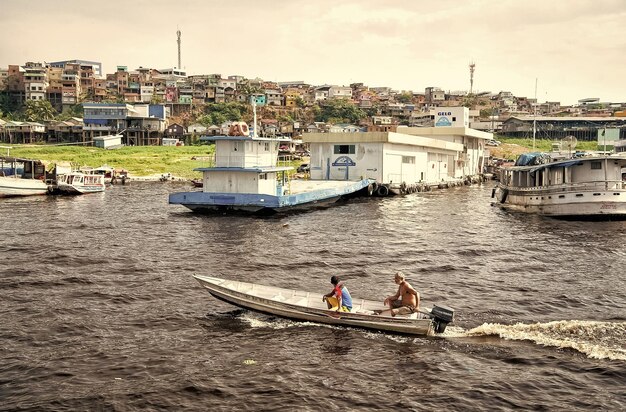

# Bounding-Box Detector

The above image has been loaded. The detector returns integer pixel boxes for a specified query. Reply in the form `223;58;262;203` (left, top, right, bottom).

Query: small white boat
56;171;105;195
193;275;455;336
0;156;49;197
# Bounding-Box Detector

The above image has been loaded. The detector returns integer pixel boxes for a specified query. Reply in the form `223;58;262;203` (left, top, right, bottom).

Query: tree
396;92;413;104
22;100;57;122
316;99;366;123
57;104;84;121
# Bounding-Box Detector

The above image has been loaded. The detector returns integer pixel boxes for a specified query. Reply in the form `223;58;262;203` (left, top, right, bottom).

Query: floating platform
169;178;372;215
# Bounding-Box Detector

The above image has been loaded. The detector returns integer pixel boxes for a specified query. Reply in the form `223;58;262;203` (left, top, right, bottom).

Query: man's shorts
390;299;416;315
326;296;351;312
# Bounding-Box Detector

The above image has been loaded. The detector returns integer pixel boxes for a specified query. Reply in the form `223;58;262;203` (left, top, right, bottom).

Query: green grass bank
6;144;305;180
7;144;213;180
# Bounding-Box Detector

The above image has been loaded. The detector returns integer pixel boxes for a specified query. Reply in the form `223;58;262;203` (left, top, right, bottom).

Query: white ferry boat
493;152;626;219
169;119;371;214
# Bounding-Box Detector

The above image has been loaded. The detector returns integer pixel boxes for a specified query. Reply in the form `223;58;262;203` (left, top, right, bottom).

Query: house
328;86;352;99
47;119;84;143
188;124;207;134
125;104;167;146
265;90;283;106
82;103;130;139
1;121;46;144
328;124;363;133
166;123;186;137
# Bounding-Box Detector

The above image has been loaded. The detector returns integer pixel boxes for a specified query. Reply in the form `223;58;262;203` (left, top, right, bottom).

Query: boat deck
287;179;366;195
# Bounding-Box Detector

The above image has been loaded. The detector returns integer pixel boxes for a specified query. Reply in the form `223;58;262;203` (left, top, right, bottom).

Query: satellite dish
561;135;578;153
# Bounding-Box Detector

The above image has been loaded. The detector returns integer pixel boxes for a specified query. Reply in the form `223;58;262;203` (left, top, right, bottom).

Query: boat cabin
197;134;293;196
500;154;626;190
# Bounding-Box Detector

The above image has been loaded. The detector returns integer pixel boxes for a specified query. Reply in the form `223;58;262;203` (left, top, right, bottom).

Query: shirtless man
376;271;420;316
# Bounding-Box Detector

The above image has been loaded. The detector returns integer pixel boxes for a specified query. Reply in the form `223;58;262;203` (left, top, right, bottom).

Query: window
334;145;355;154
264;142;270;151
452;117;456;121
259;173;267;180
590;161;602;170
402;156;415;164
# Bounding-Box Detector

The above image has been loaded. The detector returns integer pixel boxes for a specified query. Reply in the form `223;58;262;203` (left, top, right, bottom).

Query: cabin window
402;156;415;164
259;173;267;180
334;145;355;154
590;161;602;170
264;142;270;151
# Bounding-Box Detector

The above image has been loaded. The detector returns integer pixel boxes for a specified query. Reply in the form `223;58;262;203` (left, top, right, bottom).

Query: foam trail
239;312;335;331
456;320;626;361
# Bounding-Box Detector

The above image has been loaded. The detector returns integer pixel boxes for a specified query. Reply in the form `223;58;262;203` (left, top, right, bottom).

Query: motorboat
56;171;105;195
193;275;455;336
493;152;626;218
0;156;50;197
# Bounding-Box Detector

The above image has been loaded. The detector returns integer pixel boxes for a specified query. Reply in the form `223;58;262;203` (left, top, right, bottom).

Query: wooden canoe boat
193;275;455;336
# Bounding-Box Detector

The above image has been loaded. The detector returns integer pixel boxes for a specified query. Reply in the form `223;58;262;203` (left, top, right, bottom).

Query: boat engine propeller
430;305;455;333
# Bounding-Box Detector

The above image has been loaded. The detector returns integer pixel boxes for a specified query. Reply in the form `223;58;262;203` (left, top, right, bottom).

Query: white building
303;107;492;184
329;86;352;99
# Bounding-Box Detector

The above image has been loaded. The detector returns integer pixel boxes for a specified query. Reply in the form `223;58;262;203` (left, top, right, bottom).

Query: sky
1;0;625;105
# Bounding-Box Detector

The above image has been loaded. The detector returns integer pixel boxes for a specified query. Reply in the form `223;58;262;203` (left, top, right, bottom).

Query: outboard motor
430;305;455;333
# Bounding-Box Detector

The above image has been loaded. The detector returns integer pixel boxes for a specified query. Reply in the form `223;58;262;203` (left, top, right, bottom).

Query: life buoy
228;122;249;136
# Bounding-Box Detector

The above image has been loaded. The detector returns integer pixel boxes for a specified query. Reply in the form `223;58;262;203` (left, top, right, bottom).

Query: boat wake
237;311;625;361
239;312;336;331
445;320;626;361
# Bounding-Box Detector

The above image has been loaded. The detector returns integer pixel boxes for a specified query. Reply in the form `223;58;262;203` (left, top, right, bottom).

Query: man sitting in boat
322;276;353;312
376;272;420;316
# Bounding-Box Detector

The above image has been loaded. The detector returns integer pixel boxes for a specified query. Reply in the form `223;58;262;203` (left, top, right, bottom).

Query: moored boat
193;275;455;336
493;152;626;219
169;100;372;214
56;171;106;195
0;156;50;197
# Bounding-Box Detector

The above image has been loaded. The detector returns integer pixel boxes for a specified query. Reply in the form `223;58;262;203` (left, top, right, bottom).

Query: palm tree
22;100;57;122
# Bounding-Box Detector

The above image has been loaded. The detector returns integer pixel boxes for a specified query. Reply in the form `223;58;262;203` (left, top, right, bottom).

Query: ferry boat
0;156;50;197
493;152;626;219
169;105;371;214
56;171;106;195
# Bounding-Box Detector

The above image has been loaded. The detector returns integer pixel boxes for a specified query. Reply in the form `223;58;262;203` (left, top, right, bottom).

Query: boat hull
170;179;371;214
194;275;435;336
0;176;49;197
494;186;626;219
56;182;105;195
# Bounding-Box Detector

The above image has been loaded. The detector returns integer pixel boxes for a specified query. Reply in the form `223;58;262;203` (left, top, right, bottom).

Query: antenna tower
469;61;475;94
176;28;182;69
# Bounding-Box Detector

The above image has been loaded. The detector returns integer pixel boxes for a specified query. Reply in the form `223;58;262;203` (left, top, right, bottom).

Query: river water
1;181;624;411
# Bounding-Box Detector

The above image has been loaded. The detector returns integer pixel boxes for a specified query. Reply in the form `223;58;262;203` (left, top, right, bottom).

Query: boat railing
194;154;284;169
510;179;626;192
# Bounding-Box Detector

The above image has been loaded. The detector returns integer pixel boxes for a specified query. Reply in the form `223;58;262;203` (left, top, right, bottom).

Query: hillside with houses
1;60;625;146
